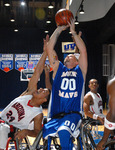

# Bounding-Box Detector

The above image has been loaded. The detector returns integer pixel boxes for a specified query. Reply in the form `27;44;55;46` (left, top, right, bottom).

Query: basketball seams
60;11;65;25
55;9;73;26
65;10;67;25
55;11;65;26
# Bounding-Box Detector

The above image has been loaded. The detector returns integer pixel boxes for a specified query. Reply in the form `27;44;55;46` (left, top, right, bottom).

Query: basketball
55;8;74;26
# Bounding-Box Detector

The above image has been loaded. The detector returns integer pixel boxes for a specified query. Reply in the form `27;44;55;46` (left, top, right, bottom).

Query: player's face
38;88;50;98
89;79;99;92
64;54;78;69
33;88;50;101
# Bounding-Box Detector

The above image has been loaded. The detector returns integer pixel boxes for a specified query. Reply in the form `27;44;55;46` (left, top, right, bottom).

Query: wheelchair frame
5;118;115;150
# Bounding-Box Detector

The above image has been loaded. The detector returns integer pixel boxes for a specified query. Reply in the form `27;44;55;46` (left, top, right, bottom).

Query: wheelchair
4;116;62;150
81;118;115;150
81;118;103;150
5;122;62;150
32;114;104;150
6;125;30;150
34;112;85;150
6;122;115;150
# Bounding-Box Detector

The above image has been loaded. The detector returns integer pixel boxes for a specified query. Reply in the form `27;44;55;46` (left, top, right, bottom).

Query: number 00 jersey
48;62;85;118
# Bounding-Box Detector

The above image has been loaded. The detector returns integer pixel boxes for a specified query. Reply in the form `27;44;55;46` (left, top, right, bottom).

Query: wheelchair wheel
6;137;17;150
81;119;105;150
82;131;96;150
31;130;47;150
104;139;115;150
81;121;97;150
34;130;61;150
6;137;30;150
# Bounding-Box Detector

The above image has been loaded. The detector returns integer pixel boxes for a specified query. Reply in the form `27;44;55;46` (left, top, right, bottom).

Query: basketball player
43;19;87;150
83;79;105;124
96;76;115;150
0;35;50;150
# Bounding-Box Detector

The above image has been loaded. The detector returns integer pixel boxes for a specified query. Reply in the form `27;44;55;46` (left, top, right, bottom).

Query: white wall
62;0;115;21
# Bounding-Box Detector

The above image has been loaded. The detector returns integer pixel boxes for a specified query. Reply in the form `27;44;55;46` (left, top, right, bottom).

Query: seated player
43;19;87;150
83;79;105;125
0;35;50;150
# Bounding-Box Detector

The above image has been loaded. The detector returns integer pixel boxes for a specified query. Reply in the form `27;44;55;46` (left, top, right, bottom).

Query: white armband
104;118;115;130
74;53;80;60
93;114;98;120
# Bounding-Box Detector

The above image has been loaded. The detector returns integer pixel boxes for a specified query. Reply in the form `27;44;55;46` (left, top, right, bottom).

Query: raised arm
44;64;52;91
27;35;49;93
46;26;68;78
69;19;87;80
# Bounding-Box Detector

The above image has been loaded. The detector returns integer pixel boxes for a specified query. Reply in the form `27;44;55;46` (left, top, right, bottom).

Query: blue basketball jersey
48;62;84;118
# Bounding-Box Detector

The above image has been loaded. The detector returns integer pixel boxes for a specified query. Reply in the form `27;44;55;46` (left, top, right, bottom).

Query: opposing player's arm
44;64;52;91
14;113;43;140
83;94;94;118
27;35;49;93
27;51;47;93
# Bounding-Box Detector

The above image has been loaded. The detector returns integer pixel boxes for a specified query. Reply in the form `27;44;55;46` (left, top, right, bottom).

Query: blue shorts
43;113;81;139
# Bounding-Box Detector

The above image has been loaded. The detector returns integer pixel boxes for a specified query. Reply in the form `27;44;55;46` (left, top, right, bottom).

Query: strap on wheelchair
52;111;82;119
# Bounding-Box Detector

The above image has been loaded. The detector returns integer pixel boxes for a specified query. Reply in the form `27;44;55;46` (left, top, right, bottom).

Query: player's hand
43;34;49;52
97;116;104;125
14;129;27;141
57;25;69;33
68;18;75;33
44;64;50;73
78;31;82;37
96;140;106;150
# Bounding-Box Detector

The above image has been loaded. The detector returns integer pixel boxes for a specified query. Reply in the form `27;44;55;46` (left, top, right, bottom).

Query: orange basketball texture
55;9;74;26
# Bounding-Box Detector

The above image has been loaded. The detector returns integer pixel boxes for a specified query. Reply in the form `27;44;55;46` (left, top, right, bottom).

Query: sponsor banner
29;54;42;69
15;54;28;72
0;54;13;72
62;42;76;53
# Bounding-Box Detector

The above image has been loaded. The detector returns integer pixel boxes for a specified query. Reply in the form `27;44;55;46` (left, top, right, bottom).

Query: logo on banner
0;54;13;72
15;54;28;72
62;42;76;53
26;61;34;69
29;54;42;69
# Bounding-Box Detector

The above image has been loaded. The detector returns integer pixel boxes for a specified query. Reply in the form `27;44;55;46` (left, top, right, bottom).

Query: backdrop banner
29;54;42;69
0;54;13;72
15;54;28;72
